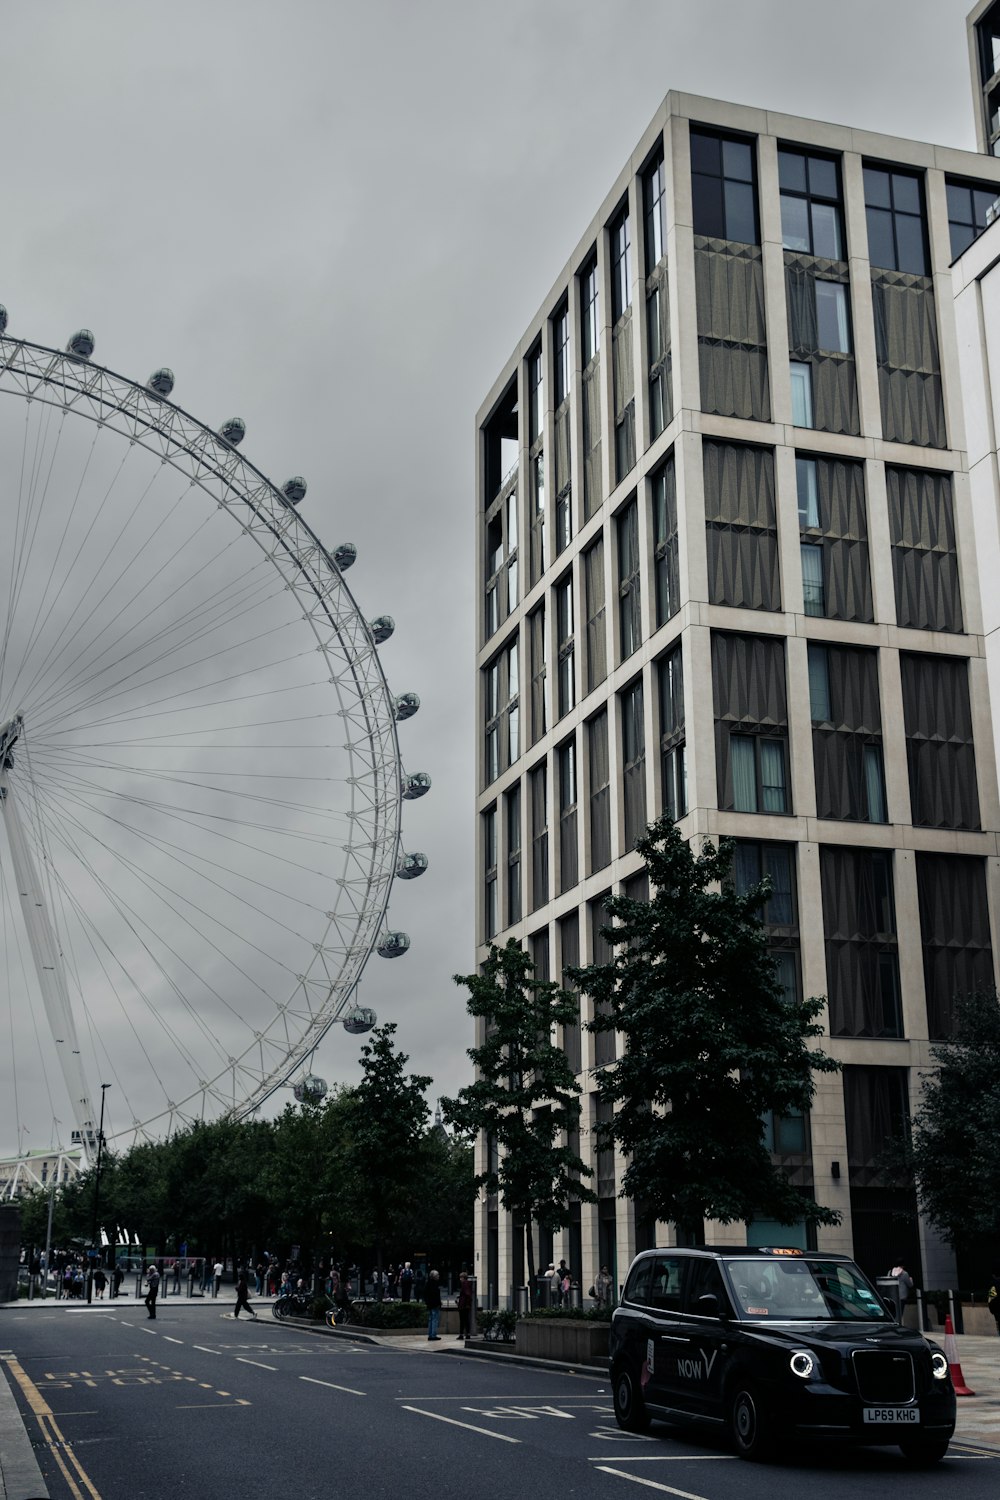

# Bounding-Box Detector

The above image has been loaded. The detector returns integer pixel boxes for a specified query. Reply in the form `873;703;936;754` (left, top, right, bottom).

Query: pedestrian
889;1261;914;1315
593;1265;614;1307
400;1262;414;1302
545;1263;560;1307
112;1264;124;1299
94;1268;107;1300
425;1269;442;1341
172;1260;181;1293
213;1259;223;1297
255;1261;264;1296
456;1271;473;1339
144;1263;160;1320
233;1267;258;1320
988;1269;1000;1337
557;1258;571;1307
414;1266;426;1303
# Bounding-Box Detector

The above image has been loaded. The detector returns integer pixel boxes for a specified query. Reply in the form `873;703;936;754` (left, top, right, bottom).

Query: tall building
475;67;1000;1304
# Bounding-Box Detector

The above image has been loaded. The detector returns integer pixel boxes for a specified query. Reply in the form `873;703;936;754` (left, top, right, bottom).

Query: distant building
475;62;1000;1303
0;1147;81;1201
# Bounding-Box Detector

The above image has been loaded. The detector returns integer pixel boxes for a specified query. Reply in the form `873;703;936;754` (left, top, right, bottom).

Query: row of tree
19;1026;474;1279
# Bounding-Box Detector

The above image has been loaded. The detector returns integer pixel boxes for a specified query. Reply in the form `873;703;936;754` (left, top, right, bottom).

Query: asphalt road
2;1304;999;1500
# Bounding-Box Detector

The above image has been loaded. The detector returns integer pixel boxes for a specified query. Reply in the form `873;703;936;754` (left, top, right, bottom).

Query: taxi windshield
723;1256;891;1322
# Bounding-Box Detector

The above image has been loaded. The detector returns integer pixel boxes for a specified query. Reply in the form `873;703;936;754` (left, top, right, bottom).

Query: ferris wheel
0;312;430;1164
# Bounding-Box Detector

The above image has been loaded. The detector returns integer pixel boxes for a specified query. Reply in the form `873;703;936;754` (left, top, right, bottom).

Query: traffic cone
943;1314;975;1396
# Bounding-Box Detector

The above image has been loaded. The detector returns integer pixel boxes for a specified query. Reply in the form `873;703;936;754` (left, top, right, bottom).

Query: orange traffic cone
943;1314;975;1396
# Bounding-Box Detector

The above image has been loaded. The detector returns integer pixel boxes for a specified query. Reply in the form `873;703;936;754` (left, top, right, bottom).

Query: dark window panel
821;847;902;1038
900;654;980;830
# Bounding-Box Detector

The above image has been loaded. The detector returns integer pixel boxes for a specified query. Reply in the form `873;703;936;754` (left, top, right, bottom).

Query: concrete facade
475;87;1000;1306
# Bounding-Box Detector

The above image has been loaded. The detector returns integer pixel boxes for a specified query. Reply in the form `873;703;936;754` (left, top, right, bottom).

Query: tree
905;988;1000;1248
443;940;596;1292
569;815;840;1239
344;1023;431;1292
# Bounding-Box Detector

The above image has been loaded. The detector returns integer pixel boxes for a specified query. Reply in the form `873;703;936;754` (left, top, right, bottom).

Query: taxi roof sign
758;1245;804;1255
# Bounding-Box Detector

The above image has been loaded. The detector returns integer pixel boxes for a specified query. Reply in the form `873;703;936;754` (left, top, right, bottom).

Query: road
1;1303;998;1499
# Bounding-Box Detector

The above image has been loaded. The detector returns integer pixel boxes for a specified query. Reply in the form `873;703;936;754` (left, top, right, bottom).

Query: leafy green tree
395;1125;475;1272
570;815;840;1239
344;1023;431;1291
443;940;596;1291
905;989;1000;1247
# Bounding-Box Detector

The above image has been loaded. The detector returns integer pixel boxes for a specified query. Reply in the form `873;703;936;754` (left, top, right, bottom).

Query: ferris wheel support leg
0;767;98;1165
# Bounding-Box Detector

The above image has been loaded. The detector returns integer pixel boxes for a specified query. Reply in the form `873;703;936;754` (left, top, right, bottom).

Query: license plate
863;1408;919;1424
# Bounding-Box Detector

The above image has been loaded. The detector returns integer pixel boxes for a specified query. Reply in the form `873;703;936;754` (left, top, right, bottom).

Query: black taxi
609;1246;955;1464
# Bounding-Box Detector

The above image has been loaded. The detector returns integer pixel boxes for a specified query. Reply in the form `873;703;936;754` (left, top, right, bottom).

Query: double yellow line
3;1355;103;1500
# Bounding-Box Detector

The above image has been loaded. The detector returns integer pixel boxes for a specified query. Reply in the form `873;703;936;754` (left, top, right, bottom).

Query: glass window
484;806;498;940
528;345;544;446
815;281;850;353
801;542;824;616
796;457;819;527
760;741;787;812
581;257;600;362
808;644;832;722
863;166;928;275
644;152;666;273
652;459;679;626
779;148;844;259
691;128;759;243
658;645;686;822
556;574;575;719
945;179;1000;259
553;304;570;406
790;361;813;426
617;499;641;660
506;786;521;926
611;207;632;321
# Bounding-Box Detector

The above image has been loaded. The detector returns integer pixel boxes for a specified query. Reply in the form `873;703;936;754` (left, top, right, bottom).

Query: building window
652;457;679;626
690;129;758;243
733;839;799;1002
482;381;519;639
704;441;780;612
528;606;546;746
581;255;603;520
821;848;902;1038
530;761;548;911
611;205;636;482
778;148;845;259
505;785;521;926
900;654;980;830
556;573;576;718
558;737;579;894
790;361;813;426
483;805;498;940
808;644;887;823
588;710;611;872
560;911;582;1073
863;166;928;276
528;344;546;587
644;150;672;438
621;678;646;850
946;178;1000;257
658;645;686;821
916;853;993;1040
796;455;873;623
552;301;573;552
590;897;616;1067
584;537;607;692
484;636;519;786
887;467;963;633
712;632;789;815
617;498;642;659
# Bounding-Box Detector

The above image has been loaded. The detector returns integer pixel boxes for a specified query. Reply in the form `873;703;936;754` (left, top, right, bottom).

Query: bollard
468;1277;478;1339
948;1288;956;1333
569;1282;581;1310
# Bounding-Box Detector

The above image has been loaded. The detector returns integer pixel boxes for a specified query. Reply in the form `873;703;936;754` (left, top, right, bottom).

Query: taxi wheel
898;1437;950;1466
729;1384;775;1461
612;1364;652;1434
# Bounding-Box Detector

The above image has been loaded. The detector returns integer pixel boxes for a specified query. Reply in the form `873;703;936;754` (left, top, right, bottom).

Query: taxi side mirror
696;1293;721;1318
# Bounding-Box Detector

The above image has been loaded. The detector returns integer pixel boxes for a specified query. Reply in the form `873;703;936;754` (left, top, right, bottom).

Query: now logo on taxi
677;1348;719;1381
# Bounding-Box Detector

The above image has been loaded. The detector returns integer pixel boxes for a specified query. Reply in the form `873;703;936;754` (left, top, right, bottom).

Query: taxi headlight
790;1350;816;1380
931;1351;949;1381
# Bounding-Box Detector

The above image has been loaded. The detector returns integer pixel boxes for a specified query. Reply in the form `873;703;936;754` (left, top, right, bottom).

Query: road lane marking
193;1345;220;1353
587;1455;734;1462
236;1359;277;1371
300;1376;366;1396
4;1355;104;1500
595;1469;710;1498
401;1406;520;1443
164;1337;183;1344
177;1400;252;1408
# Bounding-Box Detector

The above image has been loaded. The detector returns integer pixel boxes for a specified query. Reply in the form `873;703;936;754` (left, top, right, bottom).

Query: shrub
494;1308;518;1342
521;1304;613;1323
348;1298;428;1329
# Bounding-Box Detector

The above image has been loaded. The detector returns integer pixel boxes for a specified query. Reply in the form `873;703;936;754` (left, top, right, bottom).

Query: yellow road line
4;1355;104;1500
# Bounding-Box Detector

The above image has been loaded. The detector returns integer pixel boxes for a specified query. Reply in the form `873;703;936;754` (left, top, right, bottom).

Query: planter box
515;1318;609;1365
960;1304;995;1336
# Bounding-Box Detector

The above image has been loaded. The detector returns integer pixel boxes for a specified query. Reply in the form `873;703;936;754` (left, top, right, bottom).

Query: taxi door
675;1257;731;1421
641;1253;694;1413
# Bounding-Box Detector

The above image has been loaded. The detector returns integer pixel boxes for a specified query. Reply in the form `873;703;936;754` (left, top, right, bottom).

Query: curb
0;1360;50;1500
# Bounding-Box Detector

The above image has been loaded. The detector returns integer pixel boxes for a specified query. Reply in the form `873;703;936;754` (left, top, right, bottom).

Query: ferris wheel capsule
333;543;356;571
369;615;394;645
282;475;307;505
394;692;420;721
377;931;410;959
147;368;175;397
0;305;8;335
219;416;246;447
292;1073;328;1103
343;1005;377;1035
396;851;428;880
66;329;95;360
403;771;431;800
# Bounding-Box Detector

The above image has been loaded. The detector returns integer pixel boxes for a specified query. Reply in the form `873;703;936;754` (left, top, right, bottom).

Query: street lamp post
86;1085;110;1306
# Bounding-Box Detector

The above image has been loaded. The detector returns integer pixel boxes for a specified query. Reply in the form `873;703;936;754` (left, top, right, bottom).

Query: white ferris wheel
0;311;429;1168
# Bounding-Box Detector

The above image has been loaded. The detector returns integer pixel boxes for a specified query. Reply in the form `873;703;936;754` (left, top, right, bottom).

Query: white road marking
300;1376;366;1396
587;1455;734;1462
236;1358;277;1371
193;1346;220;1354
164;1337;183;1344
401;1406;520;1443
595;1469;711;1497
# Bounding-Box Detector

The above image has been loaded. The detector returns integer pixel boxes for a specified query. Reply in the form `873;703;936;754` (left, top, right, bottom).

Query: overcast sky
0;0;985;1156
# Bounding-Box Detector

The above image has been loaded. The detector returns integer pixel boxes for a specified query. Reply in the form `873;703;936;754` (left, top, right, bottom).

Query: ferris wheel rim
0;332;408;1143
